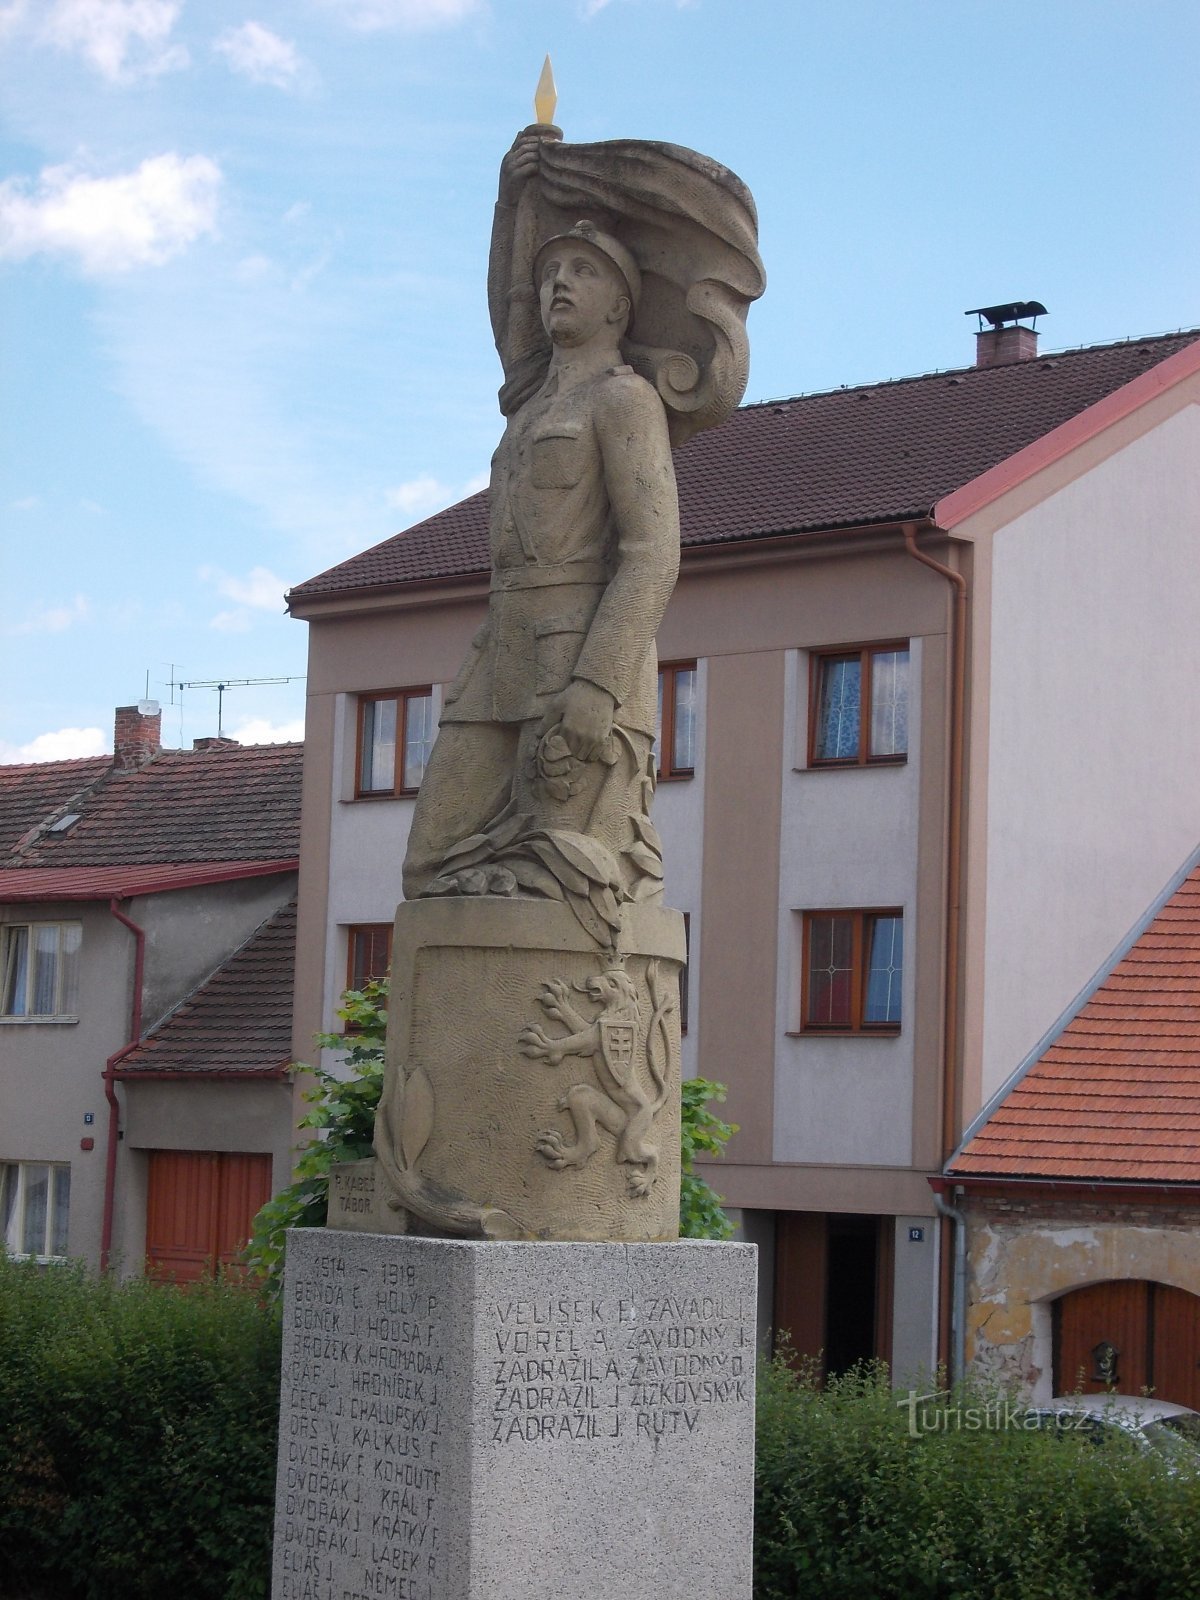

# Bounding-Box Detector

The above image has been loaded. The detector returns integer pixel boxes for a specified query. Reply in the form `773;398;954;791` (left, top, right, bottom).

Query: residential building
286;322;1200;1379
0;705;301;1276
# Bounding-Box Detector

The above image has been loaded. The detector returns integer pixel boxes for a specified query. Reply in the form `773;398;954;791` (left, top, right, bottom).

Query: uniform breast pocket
534;614;589;696
531;429;586;489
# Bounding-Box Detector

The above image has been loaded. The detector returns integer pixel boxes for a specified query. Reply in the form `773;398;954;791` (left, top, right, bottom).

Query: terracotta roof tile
289;330;1200;601
5;743;302;870
117;899;296;1077
952;861;1200;1183
0;758;110;854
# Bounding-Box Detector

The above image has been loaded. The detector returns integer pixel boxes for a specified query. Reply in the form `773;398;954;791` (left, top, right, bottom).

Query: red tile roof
0;758;110;855
116;899;296;1077
289;330;1200;602
3;743;302;871
951;864;1200;1183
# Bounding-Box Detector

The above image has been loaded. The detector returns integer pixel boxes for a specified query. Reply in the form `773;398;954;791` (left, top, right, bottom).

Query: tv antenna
165;672;306;737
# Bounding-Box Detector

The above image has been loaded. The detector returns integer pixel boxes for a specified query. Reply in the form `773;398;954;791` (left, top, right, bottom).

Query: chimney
113;702;161;771
966;300;1047;368
193;736;240;751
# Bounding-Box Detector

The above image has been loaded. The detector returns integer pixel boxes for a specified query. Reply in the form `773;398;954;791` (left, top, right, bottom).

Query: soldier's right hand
498;130;545;204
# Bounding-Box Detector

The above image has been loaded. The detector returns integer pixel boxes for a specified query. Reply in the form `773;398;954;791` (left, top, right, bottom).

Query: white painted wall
654;658;707;1082
981;402;1200;1098
773;642;923;1166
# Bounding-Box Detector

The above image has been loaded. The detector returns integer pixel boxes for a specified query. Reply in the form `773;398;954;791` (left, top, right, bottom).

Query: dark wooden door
145;1150;272;1282
1054;1279;1200;1405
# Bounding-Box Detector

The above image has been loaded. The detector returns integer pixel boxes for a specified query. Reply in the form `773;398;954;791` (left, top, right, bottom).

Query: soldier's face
538;242;630;347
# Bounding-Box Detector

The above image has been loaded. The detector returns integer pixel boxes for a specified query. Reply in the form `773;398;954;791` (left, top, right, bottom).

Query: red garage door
145;1150;272;1282
1054;1279;1200;1409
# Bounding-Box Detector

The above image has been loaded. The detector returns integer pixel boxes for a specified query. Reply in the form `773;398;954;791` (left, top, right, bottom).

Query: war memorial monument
271;70;766;1599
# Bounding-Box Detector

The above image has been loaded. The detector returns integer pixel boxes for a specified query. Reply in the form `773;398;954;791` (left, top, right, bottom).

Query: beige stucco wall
961;386;1200;1106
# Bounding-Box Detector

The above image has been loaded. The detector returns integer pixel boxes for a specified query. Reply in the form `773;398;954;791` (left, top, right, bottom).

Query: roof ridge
741;327;1200;410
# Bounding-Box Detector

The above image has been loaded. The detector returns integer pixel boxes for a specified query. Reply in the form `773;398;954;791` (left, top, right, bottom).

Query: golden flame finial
534;54;557;126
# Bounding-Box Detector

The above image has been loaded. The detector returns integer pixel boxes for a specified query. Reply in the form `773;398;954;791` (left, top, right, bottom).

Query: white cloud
315;0;483;32
209;608;253;633
199;565;289;610
228;716;305;744
0;726;108;762
39;0;188;83
7;595;90;635
0;154;221;275
9;494;41;511
384;469;486;521
214;21;305;89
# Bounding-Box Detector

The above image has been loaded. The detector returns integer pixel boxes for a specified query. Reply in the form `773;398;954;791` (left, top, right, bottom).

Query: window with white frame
0;922;81;1018
1;1162;71;1258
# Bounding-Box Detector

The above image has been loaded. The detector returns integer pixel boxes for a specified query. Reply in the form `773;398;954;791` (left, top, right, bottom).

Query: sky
2;0;1197;760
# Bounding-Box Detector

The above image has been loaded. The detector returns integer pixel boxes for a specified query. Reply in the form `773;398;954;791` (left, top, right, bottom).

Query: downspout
930;1179;968;1385
102;899;145;1272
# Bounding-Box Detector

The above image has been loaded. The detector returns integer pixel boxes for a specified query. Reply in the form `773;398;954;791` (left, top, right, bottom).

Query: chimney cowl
113;703;162;772
965;300;1047;368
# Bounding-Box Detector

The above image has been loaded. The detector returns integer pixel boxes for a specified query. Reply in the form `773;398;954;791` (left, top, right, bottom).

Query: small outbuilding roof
950;860;1200;1184
116;899;297;1078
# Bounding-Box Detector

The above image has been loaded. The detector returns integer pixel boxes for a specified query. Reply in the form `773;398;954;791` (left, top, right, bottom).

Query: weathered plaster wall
965;1194;1200;1400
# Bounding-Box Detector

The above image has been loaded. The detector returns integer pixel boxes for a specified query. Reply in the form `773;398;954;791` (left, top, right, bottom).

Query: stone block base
273;1229;756;1600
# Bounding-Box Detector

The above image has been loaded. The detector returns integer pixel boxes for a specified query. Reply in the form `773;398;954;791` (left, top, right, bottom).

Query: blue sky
2;0;1197;759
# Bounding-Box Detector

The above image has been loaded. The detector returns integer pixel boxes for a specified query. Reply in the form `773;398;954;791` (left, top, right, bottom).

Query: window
801;910;903;1033
810;644;909;766
1;1162;70;1258
655;661;697;780
356;689;435;797
1;922;81;1017
347;924;392;992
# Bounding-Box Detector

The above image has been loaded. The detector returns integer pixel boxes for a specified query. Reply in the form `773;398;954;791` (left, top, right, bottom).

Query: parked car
1025;1395;1200;1469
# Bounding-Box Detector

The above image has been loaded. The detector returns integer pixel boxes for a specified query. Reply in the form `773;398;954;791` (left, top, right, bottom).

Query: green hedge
755;1356;1200;1600
5;1258;1200;1600
0;1256;280;1600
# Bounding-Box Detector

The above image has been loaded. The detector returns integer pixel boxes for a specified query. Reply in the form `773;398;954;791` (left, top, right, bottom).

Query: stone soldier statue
402;126;765;948
371;124;762;1241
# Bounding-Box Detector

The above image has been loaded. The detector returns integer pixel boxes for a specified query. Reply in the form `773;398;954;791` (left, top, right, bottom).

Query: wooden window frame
0;921;81;1019
657;660;697;782
346;924;393;994
808;642;909;768
354;687;434;799
799;908;903;1035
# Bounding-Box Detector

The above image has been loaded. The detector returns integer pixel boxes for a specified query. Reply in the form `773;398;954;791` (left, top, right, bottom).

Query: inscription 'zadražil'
485;1292;750;1446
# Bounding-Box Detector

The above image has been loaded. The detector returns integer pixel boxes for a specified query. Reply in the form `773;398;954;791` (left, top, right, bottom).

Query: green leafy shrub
755;1356;1200;1600
247;979;738;1291
0;1255;280;1600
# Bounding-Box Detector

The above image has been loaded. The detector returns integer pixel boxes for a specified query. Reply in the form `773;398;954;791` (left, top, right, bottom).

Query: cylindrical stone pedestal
373;898;686;1241
272;1231;756;1600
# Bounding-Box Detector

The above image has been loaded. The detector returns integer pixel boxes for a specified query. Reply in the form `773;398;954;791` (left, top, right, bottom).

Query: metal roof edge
946;838;1200;1172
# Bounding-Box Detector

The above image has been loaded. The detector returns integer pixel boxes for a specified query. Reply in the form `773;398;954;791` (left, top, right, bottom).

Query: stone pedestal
374;898;686;1241
272;1229;756;1600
